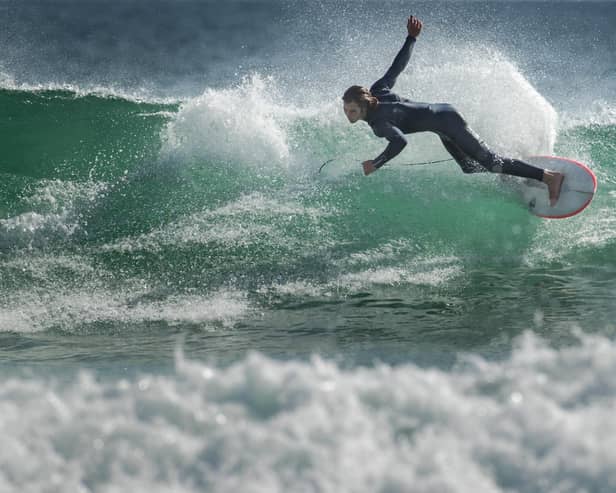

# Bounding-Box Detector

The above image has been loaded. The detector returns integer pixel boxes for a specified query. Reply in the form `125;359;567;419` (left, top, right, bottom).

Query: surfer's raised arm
369;16;423;96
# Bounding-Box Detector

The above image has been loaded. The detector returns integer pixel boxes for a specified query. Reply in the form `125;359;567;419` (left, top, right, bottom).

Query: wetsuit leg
434;105;544;182
439;136;488;174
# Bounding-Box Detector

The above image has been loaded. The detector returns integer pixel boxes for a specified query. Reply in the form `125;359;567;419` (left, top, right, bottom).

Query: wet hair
342;85;378;112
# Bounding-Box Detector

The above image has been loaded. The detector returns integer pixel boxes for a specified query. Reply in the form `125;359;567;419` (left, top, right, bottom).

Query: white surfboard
519;156;597;219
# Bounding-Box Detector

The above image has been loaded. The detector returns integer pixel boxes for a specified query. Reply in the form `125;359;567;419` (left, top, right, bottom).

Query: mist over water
1;1;616;491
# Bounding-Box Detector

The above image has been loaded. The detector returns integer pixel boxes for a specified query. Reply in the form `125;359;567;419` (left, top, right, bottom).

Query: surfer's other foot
544;171;565;206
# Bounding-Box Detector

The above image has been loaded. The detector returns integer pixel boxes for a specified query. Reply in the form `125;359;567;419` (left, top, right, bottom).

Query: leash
318;157;453;173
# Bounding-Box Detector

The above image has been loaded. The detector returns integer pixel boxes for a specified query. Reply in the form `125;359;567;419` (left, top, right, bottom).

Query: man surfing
342;16;564;206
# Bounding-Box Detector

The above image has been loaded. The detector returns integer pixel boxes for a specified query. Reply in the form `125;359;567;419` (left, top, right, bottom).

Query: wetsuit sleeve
371;121;408;169
370;36;416;96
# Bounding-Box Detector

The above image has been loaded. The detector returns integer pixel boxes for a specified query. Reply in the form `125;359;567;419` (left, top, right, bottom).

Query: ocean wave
1;331;615;492
0;59;611;271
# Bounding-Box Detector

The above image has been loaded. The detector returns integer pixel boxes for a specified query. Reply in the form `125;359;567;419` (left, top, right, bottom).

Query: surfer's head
342;86;377;123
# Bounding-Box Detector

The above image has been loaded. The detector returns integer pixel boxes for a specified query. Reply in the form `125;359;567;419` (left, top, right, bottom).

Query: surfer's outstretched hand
362;160;376;176
407;16;422;38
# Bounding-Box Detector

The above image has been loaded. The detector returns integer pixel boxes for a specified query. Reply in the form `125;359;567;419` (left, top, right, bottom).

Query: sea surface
1;1;616;491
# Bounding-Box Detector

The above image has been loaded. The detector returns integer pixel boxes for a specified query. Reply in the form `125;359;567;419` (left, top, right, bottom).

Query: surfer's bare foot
543;170;565;206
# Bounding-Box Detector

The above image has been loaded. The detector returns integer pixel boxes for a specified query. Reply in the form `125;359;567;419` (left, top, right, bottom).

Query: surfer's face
343;102;365;123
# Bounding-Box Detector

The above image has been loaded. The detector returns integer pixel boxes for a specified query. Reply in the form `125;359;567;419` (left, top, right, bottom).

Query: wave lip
0;70;181;104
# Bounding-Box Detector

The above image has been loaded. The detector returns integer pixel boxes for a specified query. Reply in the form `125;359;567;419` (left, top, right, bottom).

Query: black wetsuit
368;35;544;182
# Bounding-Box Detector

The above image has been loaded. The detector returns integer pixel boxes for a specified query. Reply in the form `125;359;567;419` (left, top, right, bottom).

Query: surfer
343;15;564;206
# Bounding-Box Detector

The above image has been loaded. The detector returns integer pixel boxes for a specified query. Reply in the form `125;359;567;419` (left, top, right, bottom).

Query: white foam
2;254;97;281
0;180;107;250
162;74;300;167
2;332;616;492
343;240;417;267
336;264;461;290
0;69;16;88
335;247;462;291
208;192;327;219
264;252;462;298
0;287;250;333
411;46;558;157
340;240;457;268
258;280;326;298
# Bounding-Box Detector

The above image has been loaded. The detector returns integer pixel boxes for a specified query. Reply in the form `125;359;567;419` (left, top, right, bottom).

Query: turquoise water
1;1;616;491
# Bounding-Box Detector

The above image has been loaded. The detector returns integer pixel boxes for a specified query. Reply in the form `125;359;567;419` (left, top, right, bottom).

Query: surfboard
519;156;597;219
